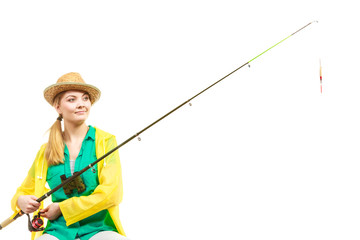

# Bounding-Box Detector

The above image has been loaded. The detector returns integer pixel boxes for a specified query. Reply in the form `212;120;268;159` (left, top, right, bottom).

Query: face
56;90;91;124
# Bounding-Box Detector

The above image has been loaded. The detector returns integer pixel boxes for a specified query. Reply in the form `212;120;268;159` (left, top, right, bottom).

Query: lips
75;111;87;114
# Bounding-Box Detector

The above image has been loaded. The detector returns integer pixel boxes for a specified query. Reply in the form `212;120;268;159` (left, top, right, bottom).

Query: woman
11;72;127;240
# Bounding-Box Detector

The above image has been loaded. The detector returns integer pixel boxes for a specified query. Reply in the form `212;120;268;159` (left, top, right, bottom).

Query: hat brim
44;82;101;105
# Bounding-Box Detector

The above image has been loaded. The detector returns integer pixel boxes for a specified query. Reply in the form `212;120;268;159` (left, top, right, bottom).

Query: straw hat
44;72;101;105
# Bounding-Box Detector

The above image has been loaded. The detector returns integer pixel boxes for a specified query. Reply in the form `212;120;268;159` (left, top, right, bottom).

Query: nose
77;99;86;108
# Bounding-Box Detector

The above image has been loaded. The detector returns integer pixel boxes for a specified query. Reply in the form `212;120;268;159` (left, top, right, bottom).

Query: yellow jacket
11;127;126;240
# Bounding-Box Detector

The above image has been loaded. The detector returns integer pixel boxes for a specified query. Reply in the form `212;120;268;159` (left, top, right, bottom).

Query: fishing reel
26;212;44;232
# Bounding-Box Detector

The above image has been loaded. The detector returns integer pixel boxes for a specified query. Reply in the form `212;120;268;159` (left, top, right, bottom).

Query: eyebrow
65;93;89;99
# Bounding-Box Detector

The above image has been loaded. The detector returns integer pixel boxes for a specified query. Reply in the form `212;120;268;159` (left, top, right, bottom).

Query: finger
41;205;50;211
29;196;40;204
42;212;52;220
23;209;31;214
27;208;37;213
29;200;41;207
24;206;37;214
28;204;41;211
29;195;38;200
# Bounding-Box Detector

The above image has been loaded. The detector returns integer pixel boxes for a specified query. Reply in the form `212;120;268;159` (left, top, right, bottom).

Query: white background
0;0;359;239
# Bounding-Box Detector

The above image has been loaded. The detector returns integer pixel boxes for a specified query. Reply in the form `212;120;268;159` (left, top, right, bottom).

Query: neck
63;122;89;143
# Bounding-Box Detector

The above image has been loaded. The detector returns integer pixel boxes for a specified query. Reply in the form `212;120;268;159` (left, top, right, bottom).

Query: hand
40;203;62;220
17;195;41;214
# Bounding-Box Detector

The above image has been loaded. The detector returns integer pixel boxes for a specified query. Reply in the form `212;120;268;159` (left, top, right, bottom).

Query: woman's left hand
40;203;62;220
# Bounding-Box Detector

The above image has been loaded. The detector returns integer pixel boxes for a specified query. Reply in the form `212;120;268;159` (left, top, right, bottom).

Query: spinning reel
26;212;44;232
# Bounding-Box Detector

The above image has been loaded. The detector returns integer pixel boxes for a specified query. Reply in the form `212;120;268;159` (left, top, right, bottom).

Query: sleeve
59;136;123;226
10;150;39;212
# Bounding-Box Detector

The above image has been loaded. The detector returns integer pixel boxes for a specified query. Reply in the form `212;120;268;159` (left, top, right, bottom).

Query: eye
83;95;90;101
67;98;75;102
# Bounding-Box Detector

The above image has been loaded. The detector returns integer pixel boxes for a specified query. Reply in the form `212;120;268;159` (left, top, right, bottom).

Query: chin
77;116;89;122
71;116;89;124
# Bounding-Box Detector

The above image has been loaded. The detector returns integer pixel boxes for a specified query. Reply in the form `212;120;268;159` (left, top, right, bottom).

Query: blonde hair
45;92;65;165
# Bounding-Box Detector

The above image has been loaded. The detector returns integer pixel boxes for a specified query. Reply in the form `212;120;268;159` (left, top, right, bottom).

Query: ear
55;103;62;115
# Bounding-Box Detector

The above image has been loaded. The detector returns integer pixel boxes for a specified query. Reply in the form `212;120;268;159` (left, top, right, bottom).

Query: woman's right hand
17;195;41;214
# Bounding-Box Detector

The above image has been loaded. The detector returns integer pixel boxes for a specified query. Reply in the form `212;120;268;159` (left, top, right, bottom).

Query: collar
85;125;96;141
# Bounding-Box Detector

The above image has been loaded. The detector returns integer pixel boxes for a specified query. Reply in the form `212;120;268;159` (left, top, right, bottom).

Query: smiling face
55;90;92;125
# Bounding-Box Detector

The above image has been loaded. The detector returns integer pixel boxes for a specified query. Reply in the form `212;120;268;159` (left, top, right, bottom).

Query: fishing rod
0;21;317;232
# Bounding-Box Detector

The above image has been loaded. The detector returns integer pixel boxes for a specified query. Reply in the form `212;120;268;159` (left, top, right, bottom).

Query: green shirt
44;126;117;240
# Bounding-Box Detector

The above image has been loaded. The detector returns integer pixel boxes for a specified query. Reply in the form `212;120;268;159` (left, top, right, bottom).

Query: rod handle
0;211;23;230
0;217;16;230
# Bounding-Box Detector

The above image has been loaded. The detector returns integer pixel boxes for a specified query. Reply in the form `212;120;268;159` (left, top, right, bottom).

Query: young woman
11;72;127;240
